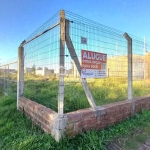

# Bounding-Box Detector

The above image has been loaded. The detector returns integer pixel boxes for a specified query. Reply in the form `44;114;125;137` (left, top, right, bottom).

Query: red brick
81;120;89;126
106;107;116;115
18;106;23;111
41;123;51;134
116;114;124;122
108;117;116;124
123;112;130;118
89;118;97;125
67;113;82;123
104;114;110;120
24;107;33;118
32;117;39;125
99;121;107;128
27;101;36;110
34;104;45;114
19;97;25;103
95;122;101;130
115;109;122;115
77;108;94;120
18;102;24;110
43;108;57;121
82;125;93;132
36;113;44;123
121;107;128;113
67;131;78;137
66;124;74;132
42;117;51;126
74;122;82;132
97;116;105;122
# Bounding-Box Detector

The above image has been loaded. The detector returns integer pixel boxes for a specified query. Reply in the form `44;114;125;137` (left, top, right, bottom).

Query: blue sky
0;0;150;63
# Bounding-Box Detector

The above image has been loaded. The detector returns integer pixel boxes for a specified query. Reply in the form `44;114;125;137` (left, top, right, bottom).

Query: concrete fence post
123;33;135;116
58;10;65;117
51;10;68;142
65;19;97;110
123;32;133;100
17;46;24;109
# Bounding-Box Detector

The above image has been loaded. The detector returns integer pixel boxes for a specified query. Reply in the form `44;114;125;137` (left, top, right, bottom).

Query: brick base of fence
18;95;150;141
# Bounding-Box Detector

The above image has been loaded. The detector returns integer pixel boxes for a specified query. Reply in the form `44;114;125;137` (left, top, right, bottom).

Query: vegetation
0;93;150;149
3;74;150;113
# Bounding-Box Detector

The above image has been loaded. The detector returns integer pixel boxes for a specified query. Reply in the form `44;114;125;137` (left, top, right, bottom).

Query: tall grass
3;73;150;112
1;93;150;149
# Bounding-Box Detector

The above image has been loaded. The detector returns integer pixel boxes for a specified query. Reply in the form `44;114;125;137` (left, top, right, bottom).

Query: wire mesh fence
132;36;150;98
64;11;128;112
17;10;150;113
2;10;150;114
0;59;18;97
23;11;60;112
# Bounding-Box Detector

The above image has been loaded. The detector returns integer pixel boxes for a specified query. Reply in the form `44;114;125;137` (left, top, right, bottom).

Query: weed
1;94;150;149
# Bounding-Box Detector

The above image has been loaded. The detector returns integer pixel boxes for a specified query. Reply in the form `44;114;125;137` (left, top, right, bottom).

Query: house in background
25;68;33;74
35;67;54;76
25;67;54;76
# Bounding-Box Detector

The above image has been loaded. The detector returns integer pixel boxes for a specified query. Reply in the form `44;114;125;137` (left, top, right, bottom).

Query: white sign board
81;50;107;78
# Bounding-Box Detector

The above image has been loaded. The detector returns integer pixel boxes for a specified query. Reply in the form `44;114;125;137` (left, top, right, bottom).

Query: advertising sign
81;50;107;78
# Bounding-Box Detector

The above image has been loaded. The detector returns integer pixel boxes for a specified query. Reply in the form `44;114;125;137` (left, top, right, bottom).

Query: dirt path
107;138;150;150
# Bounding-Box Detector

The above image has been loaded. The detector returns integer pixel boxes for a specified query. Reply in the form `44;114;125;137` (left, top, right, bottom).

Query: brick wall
18;95;150;140
18;97;57;134
66;95;150;137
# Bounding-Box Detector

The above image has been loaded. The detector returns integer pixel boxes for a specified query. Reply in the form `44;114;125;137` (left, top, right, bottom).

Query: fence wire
22;10;150;113
62;11;150;112
63;11;128;112
0;59;18;97
23;12;60;112
132;36;150;98
1;10;148;114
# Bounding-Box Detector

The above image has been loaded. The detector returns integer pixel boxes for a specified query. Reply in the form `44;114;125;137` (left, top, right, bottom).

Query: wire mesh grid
131;36;150;98
18;10;150;114
23;12;60;112
63;11;128;112
26;11;59;42
0;59;18;96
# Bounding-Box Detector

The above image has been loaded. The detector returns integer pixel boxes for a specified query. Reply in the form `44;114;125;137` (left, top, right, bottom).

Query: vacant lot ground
1;92;150;150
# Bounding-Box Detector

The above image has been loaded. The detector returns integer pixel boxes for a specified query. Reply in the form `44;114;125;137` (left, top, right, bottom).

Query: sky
0;0;150;63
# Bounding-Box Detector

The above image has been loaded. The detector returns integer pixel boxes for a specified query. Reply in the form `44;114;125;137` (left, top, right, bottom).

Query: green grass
4;75;150;113
25;76;150;112
1;93;150;150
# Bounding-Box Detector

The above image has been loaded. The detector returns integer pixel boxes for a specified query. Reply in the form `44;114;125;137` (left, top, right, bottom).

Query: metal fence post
58;10;65;117
17;46;24;109
123;33;133;100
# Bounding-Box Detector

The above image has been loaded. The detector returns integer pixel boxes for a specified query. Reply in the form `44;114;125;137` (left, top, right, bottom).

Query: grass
4;74;150;113
1;93;150;150
114;123;150;150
